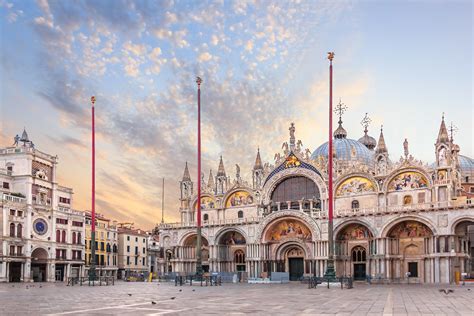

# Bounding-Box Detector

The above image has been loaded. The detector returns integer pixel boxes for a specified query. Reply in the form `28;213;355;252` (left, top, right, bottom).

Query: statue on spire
403;138;409;159
361;113;371;134
289;123;296;151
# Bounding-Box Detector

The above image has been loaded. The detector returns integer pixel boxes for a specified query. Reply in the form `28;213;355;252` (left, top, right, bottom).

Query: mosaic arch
265;218;312;243
219;231;246;245
388;221;432;238
336;177;376;197
388;171;428;191
337;223;373;241
225;191;254;207
194;196;216;210
182;234;209;247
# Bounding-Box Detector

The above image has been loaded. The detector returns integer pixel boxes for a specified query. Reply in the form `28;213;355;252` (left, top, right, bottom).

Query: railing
68;276;115;286
2;193;26;204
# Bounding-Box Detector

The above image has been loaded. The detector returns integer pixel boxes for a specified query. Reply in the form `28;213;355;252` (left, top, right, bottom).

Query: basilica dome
311;138;374;165
458;155;474;180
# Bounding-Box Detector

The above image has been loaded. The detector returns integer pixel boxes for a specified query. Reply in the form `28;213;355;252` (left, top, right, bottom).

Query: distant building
147;232;160;275
156;115;474;283
83;211;118;279
117;224;148;279
0;129;85;282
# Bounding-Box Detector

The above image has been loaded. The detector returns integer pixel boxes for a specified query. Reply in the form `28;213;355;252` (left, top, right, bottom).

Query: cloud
198;52;213;62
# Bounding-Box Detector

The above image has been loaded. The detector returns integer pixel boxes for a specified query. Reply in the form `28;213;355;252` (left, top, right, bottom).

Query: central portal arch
276;242;306;281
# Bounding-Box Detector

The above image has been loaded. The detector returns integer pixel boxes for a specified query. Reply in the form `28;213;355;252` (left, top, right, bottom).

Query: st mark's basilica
156;111;474;284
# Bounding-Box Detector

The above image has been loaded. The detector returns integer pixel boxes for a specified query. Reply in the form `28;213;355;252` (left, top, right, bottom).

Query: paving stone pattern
0;281;473;315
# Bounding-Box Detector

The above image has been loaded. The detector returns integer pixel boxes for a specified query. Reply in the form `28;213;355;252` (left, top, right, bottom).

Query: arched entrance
386;220;433;282
31;248;48;282
217;230;246;273
335;223;373;278
453;220;474;278
262;217;313;280
182;234;210;273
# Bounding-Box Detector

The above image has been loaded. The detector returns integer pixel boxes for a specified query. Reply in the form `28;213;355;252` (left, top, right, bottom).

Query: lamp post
89;96;97;281
324;52;336;279
195;77;203;276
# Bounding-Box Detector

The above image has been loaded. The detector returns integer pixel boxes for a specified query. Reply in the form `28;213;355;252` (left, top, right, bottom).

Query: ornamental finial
91;96;96;105
327;52;335;61
361;113;372;135
196;76;202;86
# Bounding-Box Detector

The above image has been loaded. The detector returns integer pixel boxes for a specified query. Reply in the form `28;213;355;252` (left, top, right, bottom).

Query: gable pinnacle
182;161;191;181
437;113;449;144
254;147;263;170
217;155;226;176
376;125;388;154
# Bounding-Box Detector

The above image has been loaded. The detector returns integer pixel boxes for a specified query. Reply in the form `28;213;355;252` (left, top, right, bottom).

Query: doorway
353;263;366;280
31;264;47;282
9;262;22;282
289;258;304;281
55;264;65;281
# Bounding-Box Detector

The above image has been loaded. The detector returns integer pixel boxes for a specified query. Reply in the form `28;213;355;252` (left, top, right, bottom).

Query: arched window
62;230;66;243
351;246;366;262
106;243;111;252
351;200;360;210
271;176;320;203
56;229;61;242
72;232;76;244
203;214;209;221
10;223;15;237
77;232;81;244
237;210;244;218
234;250;245;264
17;223;22;238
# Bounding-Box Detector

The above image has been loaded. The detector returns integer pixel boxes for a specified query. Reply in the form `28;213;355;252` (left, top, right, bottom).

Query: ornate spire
358;113;376;150
253;147;263;170
20;128;29;142
207;169;214;189
217;155;226;176
182;162;191;181
436;113;449;144
376;125;388;154
333;99;347;139
448;121;458;143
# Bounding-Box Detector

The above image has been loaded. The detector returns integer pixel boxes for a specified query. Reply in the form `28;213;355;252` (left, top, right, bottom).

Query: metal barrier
307;276;353;289
67;276;115;286
174;275;222;287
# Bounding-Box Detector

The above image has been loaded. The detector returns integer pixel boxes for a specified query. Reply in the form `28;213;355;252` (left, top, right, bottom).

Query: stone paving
0;281;473;315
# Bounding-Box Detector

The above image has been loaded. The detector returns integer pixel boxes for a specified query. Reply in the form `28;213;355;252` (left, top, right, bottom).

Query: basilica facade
156;114;474;284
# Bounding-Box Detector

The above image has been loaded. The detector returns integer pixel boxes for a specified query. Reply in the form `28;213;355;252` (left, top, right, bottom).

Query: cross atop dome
333;99;347;139
358;113;376;150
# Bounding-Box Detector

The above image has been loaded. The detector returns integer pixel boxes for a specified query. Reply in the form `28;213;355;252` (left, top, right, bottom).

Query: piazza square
0;1;473;315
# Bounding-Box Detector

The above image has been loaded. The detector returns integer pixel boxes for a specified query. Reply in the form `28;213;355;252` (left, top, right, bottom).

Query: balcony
2;193;26;204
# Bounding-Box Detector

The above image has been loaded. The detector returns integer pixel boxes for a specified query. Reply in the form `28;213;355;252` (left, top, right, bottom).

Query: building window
142;258;145;265
10;223;15;237
237;210;244;218
143;238;145;243
17;246;22;256
72;232;76;244
135;257;138;265
72;221;83;227
56;230;61;242
100;242;105;251
10;209;16;216
127;236;130;241
59;197;71;204
135;237;138;242
417;192;425;204
17;224;22;238
403;195;413;205
56;218;68;225
3;182;9;189
127;245;130;252
143;247;145;253
17;210;22;217
127;256;130;265
470;186;474;193
135;246;138;255
234;250;245;264
203;214;209;221
10;245;15;255
62;230;66;243
351;200;360;210
77;232;81;244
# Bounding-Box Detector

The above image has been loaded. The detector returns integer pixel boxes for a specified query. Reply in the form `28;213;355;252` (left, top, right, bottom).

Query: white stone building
156;115;473;283
0;130;85;282
117;223;149;279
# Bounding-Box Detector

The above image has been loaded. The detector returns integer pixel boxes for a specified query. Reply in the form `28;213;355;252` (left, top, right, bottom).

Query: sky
0;0;472;230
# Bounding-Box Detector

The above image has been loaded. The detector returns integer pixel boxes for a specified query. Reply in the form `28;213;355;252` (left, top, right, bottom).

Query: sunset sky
1;0;472;230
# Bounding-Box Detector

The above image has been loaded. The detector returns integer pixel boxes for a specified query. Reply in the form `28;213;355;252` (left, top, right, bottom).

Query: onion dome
311;138;374;165
358;133;377;150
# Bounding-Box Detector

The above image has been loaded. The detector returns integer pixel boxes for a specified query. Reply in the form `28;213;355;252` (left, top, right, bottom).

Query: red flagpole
90;96;97;280
325;52;336;279
195;77;203;275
